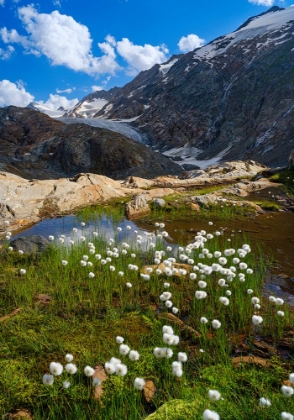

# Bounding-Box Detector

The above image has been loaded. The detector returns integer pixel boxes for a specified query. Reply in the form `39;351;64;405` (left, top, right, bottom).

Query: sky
0;0;293;110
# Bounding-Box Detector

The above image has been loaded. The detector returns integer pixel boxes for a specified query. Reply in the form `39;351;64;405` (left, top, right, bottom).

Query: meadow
0;200;294;420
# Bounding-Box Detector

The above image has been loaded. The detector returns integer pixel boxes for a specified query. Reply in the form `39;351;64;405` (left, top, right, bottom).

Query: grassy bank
0;217;293;419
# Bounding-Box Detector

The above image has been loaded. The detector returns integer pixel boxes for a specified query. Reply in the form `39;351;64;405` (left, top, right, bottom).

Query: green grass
0;218;293;419
270;167;294;197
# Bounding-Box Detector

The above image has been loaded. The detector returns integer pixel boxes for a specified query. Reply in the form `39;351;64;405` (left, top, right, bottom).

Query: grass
270;167;294;197
0;216;294;419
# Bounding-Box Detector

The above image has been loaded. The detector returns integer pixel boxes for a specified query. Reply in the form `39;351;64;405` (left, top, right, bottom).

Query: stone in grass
93;365;108;400
152;198;166;208
143;380;156;403
10;235;50;254
145;399;201;419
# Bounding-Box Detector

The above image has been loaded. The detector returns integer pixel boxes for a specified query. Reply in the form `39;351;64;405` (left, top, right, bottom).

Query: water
10;210;294;303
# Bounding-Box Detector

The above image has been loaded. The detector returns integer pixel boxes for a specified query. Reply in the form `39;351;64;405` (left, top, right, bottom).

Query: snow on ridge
159;58;178;75
193;7;294;61
73;98;108;118
59;117;143;143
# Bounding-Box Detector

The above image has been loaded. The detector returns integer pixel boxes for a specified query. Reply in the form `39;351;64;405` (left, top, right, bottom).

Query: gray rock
10;235;50;253
193;194;218;207
152;198;166;208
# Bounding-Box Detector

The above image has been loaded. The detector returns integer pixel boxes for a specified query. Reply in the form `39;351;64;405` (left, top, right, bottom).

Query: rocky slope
66;6;294;167
0;160;272;234
0;106;181;180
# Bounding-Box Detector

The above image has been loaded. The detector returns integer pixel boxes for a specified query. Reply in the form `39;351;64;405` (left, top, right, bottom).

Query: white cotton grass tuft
84;366;95;377
19;269;26;275
65;354;74;362
63;381;71;389
119;344;130;355
259;397;271;407
42;374;54;385
178;352;188;363
281;385;294;397
65;363;77;374
134;377;146;390
129;350;140;361
211;319;221;329
162;325;174;335
49;362;63;376
202;409;220;420
289;373;294;384
281;412;294;420
200;317;208;324
115;363;128;376
252;315;263;326
219;296;230;306
195;291;207;300
105;362;116;375
208;389;221;401
116;336;124;344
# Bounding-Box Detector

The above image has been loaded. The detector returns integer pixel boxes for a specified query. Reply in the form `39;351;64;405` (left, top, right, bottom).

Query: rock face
10;235;50;253
69;7;294;167
0;160;277;233
0;107;181;180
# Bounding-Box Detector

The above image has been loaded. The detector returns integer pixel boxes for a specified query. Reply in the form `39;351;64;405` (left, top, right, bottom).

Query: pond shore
0;160;290;236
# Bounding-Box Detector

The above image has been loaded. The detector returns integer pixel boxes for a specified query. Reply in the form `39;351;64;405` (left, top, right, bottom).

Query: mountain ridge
31;6;294;167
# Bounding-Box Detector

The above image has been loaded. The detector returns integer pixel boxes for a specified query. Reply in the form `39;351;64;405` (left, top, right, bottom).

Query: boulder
152;198;166;208
10;235;50;253
125;194;150;219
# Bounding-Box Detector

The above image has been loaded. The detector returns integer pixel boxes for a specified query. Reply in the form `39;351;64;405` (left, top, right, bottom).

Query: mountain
0;106;181;180
65;6;294;167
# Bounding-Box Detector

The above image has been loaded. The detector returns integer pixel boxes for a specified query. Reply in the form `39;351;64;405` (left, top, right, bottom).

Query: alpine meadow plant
1;210;294;420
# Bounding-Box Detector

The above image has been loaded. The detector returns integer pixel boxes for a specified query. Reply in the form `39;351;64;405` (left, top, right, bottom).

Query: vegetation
270;167;294;197
0;215;293;420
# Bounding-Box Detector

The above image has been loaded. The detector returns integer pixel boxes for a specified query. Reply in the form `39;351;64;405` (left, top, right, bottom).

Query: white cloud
105;34;116;46
56;87;74;94
38;94;78;110
0;79;34;107
0;27;31;49
1;5;120;76
91;85;103;91
116;38;169;74
248;0;274;5
0;0;4;6
177;34;205;53
0;45;14;59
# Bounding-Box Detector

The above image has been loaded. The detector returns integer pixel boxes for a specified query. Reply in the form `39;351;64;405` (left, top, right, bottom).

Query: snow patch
59;117;143;143
74;98;108;118
159;58;178;75
163;143;232;169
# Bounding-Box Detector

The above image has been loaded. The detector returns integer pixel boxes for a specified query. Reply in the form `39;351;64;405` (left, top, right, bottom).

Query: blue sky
0;0;292;110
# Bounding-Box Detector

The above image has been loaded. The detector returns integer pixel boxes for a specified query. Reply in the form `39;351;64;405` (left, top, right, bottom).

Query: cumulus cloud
177;34;205;53
0;79;34;107
38;94;78;110
91;85;103;91
56;87;74;94
0;0;4;6
116;38;169;74
0;27;31;49
248;0;274;5
1;5;120;76
0;45;14;59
